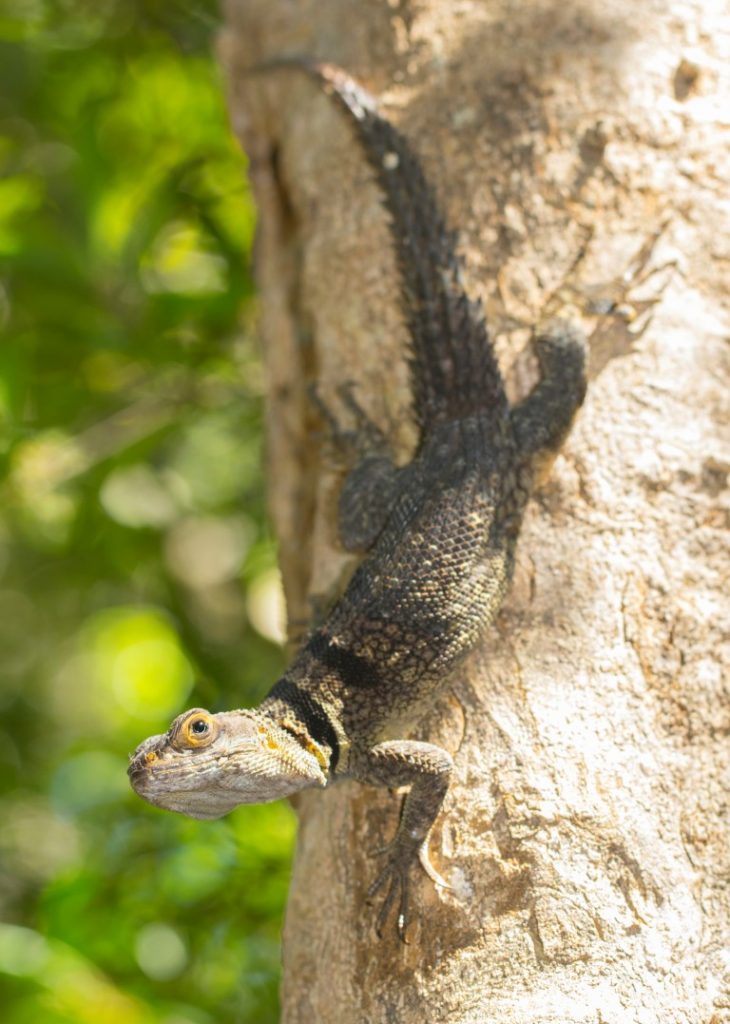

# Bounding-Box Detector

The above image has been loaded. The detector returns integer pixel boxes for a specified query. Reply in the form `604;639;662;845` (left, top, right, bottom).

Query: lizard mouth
127;752;240;818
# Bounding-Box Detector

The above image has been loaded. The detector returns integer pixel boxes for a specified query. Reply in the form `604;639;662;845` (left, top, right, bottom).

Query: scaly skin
128;62;587;940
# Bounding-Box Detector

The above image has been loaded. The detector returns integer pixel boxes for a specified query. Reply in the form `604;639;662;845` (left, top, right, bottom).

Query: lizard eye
176;711;218;749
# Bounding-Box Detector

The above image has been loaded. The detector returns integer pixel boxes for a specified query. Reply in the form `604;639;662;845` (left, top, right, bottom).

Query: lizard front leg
353;740;454;939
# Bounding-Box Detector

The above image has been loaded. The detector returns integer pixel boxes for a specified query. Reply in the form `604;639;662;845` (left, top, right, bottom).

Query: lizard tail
250;58;509;433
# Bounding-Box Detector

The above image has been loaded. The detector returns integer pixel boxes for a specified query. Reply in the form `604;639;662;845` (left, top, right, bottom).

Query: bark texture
220;1;729;1021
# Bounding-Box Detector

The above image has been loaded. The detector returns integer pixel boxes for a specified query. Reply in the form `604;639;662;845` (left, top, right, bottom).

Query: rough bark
220;1;729;1021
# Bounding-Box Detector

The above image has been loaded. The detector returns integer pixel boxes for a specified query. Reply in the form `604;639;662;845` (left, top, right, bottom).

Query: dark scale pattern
129;62;588;940
255;64;586;935
256;59;510;430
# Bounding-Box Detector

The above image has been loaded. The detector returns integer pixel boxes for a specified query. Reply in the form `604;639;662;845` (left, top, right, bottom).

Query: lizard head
128;707;328;819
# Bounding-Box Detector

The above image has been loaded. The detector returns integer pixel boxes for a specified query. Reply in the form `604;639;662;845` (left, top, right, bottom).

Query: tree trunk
220;1;729;1021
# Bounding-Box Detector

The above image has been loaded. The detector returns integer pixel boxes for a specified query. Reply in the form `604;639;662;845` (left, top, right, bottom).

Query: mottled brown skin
128;62;587;939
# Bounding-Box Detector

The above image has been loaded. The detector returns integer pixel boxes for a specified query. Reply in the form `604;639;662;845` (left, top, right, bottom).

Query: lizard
128;60;587;939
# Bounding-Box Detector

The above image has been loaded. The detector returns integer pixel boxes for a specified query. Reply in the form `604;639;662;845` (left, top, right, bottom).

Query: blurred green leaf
0;4;290;1023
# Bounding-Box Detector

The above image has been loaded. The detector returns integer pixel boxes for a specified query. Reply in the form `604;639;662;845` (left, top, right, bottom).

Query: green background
0;2;294;1021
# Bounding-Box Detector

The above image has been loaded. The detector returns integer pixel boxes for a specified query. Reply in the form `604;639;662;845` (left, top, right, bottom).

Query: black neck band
268;677;340;773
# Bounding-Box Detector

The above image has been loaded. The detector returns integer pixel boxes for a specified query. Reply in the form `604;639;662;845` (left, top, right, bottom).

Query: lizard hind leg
338;454;404;553
510;319;588;485
312;382;403;553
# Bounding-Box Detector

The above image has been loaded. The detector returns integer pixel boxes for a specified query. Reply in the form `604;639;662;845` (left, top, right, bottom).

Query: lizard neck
262;671;350;777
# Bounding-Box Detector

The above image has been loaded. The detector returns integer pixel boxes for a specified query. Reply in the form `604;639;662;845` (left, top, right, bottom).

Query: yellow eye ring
178;711;218;749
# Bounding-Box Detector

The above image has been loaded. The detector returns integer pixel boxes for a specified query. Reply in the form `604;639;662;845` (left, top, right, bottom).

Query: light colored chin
148;790;245;820
146;771;321;817
172;803;231;821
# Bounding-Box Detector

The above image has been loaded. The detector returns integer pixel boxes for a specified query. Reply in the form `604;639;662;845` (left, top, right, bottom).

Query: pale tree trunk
219;1;729;1021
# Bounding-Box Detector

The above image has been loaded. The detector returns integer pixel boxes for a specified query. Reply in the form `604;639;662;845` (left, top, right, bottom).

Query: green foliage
0;3;293;1021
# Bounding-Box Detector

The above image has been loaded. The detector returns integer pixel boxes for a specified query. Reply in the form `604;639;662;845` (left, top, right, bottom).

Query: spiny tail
252;58;509;432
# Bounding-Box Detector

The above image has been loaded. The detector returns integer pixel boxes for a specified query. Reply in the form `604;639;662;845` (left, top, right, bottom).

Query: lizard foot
367;837;450;940
367;847;413;942
307;382;359;465
310;382;401;553
308;382;389;463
